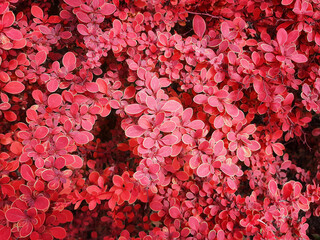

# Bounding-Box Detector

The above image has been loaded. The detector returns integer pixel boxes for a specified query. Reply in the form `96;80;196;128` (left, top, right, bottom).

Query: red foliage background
0;0;320;239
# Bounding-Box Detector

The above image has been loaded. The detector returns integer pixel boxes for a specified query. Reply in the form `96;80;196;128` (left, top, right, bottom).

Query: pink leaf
35;51;47;66
62;52;76;72
113;175;124;187
268;179;278;196
76;12;91;23
193;15;206;38
77;24;89;35
277;28;288;46
282;0;293;5
21;164;35;181
290;54;308;63
161;100;182;112
47;93;62;109
160;121;176;132
161;135;178;145
2;11;15;28
50;227;67;239
73;131;89;144
3;81;25;94
6;208;25;222
169;206;180;218
217;230;225;240
70;155;83;168
220;163;235;177
227;178;237;190
125;125;146;138
100;3;116;15
55;136;69;149
34;126;49;139
4;29;23;40
125;104;147;115
189;216;200;230
197;163;210;177
42;169;55;181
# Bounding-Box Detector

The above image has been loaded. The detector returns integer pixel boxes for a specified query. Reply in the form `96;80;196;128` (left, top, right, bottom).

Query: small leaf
197;163;210;177
277;28;288;46
100;3;116;15
268;179;278;196
125;125;146;138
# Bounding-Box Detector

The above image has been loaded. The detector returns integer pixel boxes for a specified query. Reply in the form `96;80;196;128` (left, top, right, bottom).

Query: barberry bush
1;0;320;239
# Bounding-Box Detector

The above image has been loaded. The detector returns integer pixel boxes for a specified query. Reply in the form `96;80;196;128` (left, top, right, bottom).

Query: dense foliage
0;0;320;239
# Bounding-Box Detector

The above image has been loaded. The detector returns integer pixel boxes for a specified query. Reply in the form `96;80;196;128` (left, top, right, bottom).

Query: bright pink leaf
277;28;288;46
31;5;43;19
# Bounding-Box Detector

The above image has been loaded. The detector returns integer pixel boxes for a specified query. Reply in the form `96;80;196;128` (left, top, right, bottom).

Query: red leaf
47;93;62;109
62;52;76;72
6;207;25;222
34;196;50;210
50;227;67;239
21;164;35;181
2;11;15;28
0;226;11;240
150;201;163;211
100;3;116;15
193;15;206;38
113;175;124;187
10;141;22;155
3;81;25;94
31;5;44;19
42;169;55;181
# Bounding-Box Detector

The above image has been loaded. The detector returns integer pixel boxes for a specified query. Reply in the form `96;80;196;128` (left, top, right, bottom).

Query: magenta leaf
34;126;49;139
48;93;62;109
35;51;47;66
161;100;182;112
2;11;15;28
193;15;206;38
189;216;200;230
55;136;69;149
